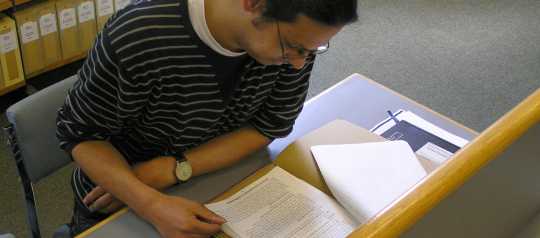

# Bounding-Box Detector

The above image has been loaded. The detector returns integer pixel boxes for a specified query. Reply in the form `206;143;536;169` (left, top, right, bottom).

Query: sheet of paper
0;30;18;53
416;142;453;164
78;1;96;23
20;21;39;44
115;0;131;12
97;0;114;17
59;8;77;30
39;13;58;36
206;167;357;238
310;141;427;223
371;110;469;147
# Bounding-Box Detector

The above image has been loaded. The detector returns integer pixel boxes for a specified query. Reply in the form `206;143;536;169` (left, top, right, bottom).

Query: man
56;0;358;237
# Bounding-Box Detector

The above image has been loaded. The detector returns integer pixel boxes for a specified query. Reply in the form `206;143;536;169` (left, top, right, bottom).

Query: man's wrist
134;188;163;220
133;156;177;190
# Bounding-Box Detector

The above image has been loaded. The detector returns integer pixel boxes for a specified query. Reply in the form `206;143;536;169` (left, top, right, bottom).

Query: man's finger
89;193;114;212
100;200;124;214
193;205;226;225
83;186;106;206
186;218;222;235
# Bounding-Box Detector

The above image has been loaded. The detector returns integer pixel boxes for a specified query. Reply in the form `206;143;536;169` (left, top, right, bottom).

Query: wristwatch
171;152;192;183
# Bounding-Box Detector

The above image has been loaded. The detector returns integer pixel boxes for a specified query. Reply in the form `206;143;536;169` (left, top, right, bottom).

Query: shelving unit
1;0;89;96
13;0;31;6
0;80;25;96
0;0;13;12
26;52;86;79
0;0;32;11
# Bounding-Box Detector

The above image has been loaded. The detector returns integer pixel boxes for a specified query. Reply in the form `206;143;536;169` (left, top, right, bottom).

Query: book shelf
13;0;32;6
0;80;25;95
1;0;90;95
0;0;32;11
26;52;86;79
0;0;12;12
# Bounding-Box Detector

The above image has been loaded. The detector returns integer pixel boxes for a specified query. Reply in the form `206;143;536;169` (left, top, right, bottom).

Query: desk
268;73;476;159
78;73;476;237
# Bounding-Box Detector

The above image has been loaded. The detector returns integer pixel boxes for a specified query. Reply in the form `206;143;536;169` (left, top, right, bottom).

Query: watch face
175;161;192;182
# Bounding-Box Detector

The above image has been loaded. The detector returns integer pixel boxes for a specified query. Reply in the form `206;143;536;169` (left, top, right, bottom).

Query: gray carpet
1;1;539;237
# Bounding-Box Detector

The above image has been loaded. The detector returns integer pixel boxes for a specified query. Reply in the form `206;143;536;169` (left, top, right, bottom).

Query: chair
4;75;78;238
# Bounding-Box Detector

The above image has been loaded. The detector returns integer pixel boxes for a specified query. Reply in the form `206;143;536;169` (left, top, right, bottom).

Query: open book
206;140;427;238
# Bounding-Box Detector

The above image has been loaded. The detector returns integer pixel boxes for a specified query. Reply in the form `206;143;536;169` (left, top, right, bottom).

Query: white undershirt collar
188;0;245;57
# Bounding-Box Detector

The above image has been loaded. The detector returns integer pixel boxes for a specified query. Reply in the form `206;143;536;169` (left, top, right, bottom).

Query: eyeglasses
276;21;330;63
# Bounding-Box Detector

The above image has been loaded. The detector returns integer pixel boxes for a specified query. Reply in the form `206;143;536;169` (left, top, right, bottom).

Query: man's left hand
83;186;124;214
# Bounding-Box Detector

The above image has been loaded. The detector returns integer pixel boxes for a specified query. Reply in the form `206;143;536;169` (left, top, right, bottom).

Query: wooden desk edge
76;208;129;238
348;88;540;238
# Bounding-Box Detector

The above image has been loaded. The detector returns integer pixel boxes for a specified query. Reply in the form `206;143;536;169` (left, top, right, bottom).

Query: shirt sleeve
56;28;126;154
249;56;315;140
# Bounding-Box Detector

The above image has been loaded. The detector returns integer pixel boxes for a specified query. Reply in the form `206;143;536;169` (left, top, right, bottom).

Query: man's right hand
141;193;226;238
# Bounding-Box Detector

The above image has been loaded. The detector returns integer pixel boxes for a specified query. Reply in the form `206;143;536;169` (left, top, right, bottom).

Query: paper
59;8;77;30
416;142;453;164
310;141;427;223
97;0;114;17
206;167;357;238
371;110;469;147
39;13;58;36
20;22;39;43
0;30;17;53
78;1;96;23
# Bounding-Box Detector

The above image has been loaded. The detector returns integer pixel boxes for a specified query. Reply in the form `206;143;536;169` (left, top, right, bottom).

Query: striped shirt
56;0;314;209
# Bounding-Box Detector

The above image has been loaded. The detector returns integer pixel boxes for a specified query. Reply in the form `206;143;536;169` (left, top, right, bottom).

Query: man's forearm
72;141;160;215
134;126;271;190
187;125;271;176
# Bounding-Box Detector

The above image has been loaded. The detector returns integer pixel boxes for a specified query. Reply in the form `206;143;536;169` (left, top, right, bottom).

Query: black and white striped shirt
56;0;314;207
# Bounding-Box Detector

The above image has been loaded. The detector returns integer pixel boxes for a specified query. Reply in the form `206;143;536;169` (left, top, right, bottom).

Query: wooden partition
349;88;540;238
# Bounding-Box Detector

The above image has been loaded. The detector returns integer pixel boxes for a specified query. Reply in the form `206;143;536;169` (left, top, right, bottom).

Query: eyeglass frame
275;21;330;63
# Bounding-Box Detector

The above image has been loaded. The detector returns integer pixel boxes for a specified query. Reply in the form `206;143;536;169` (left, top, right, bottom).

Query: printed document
206;167;357;238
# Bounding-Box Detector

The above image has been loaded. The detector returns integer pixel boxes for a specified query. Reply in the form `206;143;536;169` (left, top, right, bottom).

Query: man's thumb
196;206;226;224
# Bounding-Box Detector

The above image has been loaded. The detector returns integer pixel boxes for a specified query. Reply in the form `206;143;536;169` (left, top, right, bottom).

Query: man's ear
242;0;265;13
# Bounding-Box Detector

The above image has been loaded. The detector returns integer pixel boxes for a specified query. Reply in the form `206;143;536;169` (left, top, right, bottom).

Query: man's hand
142;193;226;238
83;186;124;214
84;188;225;238
83;157;174;214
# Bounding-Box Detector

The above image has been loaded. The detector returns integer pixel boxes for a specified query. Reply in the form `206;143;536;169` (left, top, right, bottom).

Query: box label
20;21;39;44
115;0;131;12
78;1;96;23
60;8;77;30
0;30;18;53
39;13;58;36
97;0;114;17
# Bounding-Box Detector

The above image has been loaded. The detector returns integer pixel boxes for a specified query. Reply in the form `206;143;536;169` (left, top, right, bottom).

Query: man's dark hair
262;0;358;26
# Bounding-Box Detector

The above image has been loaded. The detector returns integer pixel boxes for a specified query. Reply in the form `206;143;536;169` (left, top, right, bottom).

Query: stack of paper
310;141;427;223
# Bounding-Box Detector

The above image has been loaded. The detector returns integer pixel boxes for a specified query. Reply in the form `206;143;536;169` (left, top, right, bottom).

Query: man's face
242;15;343;70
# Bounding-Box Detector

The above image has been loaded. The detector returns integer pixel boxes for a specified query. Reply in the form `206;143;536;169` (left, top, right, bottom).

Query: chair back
5;75;77;182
